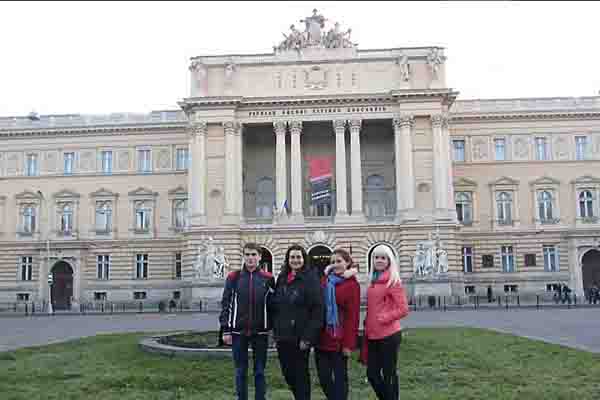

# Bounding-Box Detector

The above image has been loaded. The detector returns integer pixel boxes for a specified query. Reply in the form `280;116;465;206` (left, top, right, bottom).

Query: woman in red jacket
315;248;361;400
364;244;409;400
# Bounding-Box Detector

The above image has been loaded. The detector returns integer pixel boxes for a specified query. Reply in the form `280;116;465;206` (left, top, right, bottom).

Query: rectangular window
97;255;110;280
575;136;588;160
524;254;536;267
462;247;473;273
138;149;151;172
501;246;515;273
543;245;559;272
453;140;465;162
504;284;518;293
17;293;30;301
535;137;548;161
134;291;147;300
173;291;181;300
135;254;148;279
176;148;189;170
95;201;112;233
175;252;182;279
494;138;506;161
482;254;494;268
464;285;475;295
22;206;36;234
64;152;75;175
20;256;33;281
94;292;107;301
136;206;151;232
26;154;38;176
101;151;113;174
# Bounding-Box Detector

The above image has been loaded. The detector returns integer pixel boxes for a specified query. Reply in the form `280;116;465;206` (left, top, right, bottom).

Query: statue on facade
300;8;327;46
413;228;448;278
189;60;208;97
413;243;427;276
194;237;217;280
323;22;355;49
213;246;228;279
436;248;449;274
398;53;410;82
427;47;443;80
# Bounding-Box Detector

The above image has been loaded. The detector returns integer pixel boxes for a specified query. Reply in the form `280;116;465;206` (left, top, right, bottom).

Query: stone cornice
0;123;187;139
450;111;600;122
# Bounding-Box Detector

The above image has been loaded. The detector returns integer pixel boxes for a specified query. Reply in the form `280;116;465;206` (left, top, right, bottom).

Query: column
289;120;304;223
349;119;365;221
431;114;452;220
234;122;244;219
443;120;457;218
274;121;288;220
334;119;348;219
188;121;207;226
393;116;416;221
222;121;238;224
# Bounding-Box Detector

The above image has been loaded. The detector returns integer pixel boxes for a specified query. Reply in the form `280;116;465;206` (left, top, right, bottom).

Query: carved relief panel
44;151;59;174
471;137;489;162
5;152;20;176
79;149;96;172
0;152;3;176
553;134;571;161
155;147;172;170
117;149;131;172
511;135;531;161
593;133;600;160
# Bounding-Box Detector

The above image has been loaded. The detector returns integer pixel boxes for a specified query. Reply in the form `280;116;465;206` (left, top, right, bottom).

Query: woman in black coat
270;244;324;400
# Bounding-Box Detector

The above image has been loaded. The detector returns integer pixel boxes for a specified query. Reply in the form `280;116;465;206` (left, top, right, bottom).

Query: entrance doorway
582;249;600;292
51;261;74;310
308;245;332;277
259;246;273;273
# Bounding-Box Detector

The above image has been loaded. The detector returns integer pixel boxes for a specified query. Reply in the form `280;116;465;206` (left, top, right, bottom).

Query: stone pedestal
405;275;452;299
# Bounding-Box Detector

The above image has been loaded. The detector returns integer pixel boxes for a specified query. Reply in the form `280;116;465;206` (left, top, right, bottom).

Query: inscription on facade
247;106;387;118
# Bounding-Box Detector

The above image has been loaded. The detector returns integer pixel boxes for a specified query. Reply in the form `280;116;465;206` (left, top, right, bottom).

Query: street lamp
36;190;53;315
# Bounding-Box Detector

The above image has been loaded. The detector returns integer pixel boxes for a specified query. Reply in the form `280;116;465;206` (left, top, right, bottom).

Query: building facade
1;12;600;308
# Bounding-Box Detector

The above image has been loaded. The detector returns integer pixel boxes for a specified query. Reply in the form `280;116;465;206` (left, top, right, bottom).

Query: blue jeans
232;334;269;400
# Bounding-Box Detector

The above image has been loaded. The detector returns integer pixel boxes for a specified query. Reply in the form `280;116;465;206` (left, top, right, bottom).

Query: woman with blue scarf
315;248;360;400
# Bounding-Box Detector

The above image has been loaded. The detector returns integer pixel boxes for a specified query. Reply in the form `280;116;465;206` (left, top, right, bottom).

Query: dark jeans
366;331;402;400
276;340;311;400
232;334;269;400
315;349;348;400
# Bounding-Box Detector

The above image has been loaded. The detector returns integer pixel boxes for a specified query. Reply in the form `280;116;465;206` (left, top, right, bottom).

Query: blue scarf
371;270;382;284
325;273;345;338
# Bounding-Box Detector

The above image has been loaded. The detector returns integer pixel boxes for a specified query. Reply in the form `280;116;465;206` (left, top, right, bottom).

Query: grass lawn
1;327;599;400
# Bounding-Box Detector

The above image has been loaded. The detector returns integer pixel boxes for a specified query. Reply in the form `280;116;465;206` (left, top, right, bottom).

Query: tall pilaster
188;121;207;226
334;119;348;221
234;122;244;219
289;120;304;223
274;121;288;219
393;115;416;221
431;114;454;221
349;119;365;222
222;121;239;224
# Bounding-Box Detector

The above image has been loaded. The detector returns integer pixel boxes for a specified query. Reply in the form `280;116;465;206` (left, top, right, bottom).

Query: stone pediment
128;187;158;197
53;189;81;199
168;186;188;197
489;176;519;186
529;176;561;186
454;177;478;187
571;175;600;185
89;188;119;198
15;190;42;200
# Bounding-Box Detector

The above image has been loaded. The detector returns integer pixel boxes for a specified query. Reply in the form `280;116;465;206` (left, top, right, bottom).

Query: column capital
393;115;414;129
223;120;236;135
333;119;346;132
273;120;287;135
430;114;449;128
348;119;362;132
289;120;303;135
234;121;243;136
188;122;207;138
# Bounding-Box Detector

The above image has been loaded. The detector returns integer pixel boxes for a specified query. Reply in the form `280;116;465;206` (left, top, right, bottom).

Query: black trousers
276;341;311;400
315;349;348;400
366;331;402;400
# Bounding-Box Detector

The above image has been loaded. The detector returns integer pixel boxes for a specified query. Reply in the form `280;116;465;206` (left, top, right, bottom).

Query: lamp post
37;190;53;315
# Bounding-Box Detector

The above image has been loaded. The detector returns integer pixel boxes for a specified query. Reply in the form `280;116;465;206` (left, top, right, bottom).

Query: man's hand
342;348;352;357
299;340;310;350
222;333;232;346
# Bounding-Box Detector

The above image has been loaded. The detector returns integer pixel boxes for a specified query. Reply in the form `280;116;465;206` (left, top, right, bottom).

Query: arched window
22;205;36;234
173;199;187;229
95;201;112;233
579;190;594;218
537;191;553;221
135;201;152;232
256;177;275;218
455;192;473;224
496;192;512;224
365;174;386;217
59;203;73;234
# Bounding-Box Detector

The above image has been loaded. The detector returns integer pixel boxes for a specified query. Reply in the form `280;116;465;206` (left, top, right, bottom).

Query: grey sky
1;1;599;116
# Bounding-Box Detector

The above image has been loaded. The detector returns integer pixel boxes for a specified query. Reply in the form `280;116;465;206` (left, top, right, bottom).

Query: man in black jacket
220;243;275;400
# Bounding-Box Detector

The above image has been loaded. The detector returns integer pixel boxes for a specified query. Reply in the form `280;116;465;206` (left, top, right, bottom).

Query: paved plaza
1;308;599;354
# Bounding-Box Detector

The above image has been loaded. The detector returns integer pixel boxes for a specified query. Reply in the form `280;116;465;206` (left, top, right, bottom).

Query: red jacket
317;274;361;352
365;269;409;340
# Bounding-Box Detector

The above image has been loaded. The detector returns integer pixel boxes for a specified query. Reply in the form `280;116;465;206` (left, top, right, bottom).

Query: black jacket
270;267;324;345
219;267;275;335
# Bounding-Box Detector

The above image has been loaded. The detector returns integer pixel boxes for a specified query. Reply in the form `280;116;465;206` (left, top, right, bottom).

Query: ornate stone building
1;11;599;308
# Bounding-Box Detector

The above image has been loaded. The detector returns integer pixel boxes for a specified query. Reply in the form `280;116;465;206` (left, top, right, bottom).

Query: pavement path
1;308;599;353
